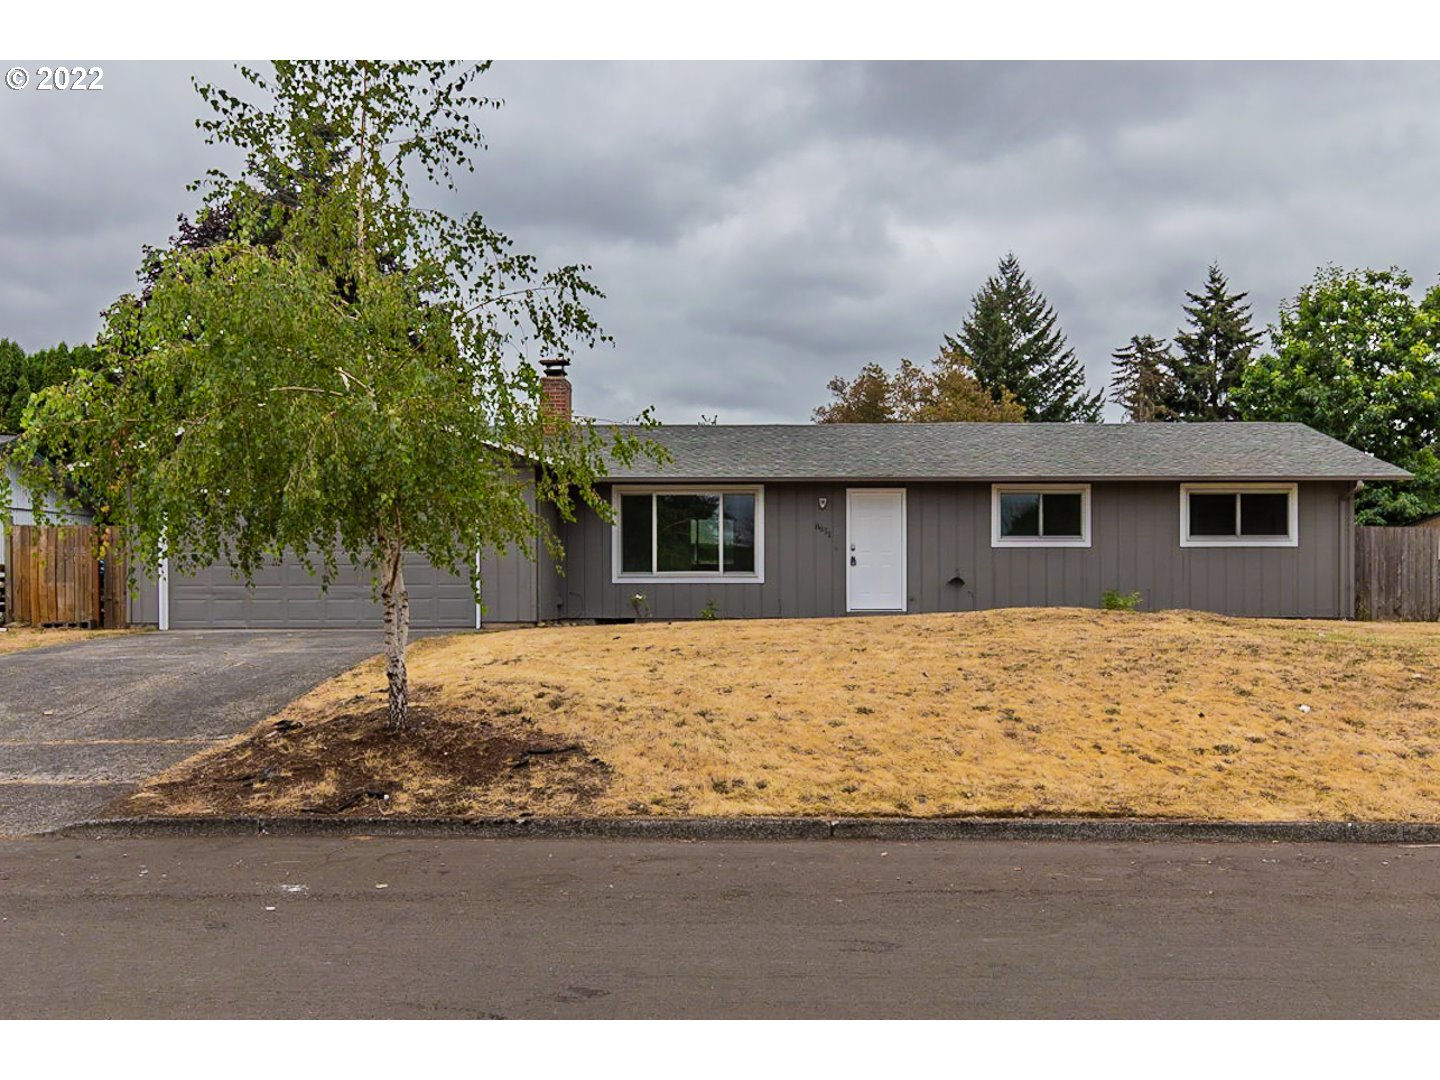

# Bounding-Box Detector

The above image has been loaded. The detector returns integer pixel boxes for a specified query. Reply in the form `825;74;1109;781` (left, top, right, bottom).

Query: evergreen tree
1109;334;1176;422
946;253;1103;422
0;340;102;432
1168;263;1262;420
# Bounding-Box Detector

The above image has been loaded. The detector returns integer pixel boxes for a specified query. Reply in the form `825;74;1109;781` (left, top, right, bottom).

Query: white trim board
157;556;170;631
845;487;908;613
990;483;1092;549
1179;482;1299;548
610;484;766;585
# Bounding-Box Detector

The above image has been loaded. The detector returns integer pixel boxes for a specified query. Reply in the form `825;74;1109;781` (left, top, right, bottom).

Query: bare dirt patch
112;687;608;818
115;609;1440;822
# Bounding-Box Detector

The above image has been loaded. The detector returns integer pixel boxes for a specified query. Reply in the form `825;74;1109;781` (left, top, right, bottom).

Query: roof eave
605;472;1414;484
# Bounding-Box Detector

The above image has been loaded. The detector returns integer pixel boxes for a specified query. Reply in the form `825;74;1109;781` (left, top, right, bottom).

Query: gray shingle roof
601;422;1410;483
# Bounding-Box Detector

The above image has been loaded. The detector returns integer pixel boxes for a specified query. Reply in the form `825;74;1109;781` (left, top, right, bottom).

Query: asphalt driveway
0;631;384;835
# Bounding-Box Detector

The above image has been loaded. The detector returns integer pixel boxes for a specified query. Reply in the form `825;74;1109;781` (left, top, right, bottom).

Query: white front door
846;488;907;612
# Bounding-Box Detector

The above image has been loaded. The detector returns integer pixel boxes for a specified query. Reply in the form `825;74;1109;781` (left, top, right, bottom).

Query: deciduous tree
1233;266;1440;524
812;362;894;423
4;61;660;730
813;348;1024;423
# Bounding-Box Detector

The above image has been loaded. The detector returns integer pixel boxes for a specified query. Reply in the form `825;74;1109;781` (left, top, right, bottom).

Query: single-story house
1;433;93;526
122;371;1411;628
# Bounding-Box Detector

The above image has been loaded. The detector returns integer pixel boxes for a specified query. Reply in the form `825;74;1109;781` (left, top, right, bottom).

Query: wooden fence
1356;526;1440;621
2;525;128;628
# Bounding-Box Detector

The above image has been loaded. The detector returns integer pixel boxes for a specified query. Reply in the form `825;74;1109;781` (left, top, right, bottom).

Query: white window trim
610;484;765;584
991;483;1092;549
1179;482;1299;548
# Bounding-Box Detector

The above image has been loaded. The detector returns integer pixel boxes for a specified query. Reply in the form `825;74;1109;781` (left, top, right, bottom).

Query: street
2;836;1438;1018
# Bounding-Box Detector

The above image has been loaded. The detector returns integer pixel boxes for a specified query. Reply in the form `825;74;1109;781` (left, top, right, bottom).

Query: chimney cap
540;357;571;378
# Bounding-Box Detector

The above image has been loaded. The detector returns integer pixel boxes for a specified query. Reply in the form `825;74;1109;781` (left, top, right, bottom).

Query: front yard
114;609;1440;822
0;626;139;655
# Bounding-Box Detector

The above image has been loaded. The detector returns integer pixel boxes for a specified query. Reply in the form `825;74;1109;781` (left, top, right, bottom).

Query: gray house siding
128;543;539;629
536;500;566;622
546;480;1352;621
127;563;161;626
476;477;541;624
477;540;538;624
164;552;477;629
124;471;543;628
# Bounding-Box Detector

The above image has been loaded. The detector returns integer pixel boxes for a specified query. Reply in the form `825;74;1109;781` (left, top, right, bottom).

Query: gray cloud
2;61;1438;424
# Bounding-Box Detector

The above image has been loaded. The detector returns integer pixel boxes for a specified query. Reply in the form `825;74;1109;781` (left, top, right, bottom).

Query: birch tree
5;61;659;730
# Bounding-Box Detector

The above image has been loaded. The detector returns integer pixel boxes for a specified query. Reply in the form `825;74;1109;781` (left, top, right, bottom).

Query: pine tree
946;253;1103;422
1110;334;1177;422
1168;263;1262;420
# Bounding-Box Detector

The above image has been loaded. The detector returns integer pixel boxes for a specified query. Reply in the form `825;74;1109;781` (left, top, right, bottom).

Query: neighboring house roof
601;422;1412;483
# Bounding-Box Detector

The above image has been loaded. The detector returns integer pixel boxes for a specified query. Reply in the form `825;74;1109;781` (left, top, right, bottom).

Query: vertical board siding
165;550;478;629
476;479;540;623
3;524;122;626
1356;526;1440;621
477;539;538;623
547;480;1352;621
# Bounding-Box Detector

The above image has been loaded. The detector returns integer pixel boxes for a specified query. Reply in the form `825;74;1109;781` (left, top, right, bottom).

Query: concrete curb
50;815;1440;843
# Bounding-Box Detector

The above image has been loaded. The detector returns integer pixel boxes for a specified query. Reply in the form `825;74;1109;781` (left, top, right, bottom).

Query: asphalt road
4;836;1439;1018
0;631;384;834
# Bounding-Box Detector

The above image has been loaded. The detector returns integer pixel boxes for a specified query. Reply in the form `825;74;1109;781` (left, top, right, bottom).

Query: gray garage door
168;551;478;629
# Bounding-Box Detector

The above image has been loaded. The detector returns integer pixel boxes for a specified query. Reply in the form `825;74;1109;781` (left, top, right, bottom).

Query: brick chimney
539;357;572;427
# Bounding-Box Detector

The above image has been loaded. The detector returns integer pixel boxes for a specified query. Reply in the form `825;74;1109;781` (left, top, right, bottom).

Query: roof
600;422;1412;483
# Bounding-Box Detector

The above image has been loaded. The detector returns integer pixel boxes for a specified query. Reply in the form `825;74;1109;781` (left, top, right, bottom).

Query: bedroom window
614;487;763;582
991;484;1092;548
1180;483;1298;547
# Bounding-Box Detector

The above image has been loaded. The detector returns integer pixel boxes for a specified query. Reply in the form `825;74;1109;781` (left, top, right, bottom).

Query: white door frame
845;487;907;613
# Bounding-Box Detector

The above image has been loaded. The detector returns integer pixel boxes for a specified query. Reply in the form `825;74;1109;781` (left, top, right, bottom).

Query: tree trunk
381;538;411;731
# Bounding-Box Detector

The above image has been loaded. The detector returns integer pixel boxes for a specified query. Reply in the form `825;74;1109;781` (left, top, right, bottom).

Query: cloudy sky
2;60;1439;423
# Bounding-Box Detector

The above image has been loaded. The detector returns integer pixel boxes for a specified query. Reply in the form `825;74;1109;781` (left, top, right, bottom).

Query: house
1;433;93;526
125;370;1410;628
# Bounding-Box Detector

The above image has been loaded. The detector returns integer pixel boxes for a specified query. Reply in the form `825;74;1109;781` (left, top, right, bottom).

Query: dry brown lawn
116;609;1440;822
0;626;141;655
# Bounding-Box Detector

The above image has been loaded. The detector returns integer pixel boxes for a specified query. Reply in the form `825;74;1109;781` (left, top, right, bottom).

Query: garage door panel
168;551;478;629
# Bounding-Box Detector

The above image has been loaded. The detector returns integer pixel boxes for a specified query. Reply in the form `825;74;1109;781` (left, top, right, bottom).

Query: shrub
699;599;720;620
1102;589;1143;612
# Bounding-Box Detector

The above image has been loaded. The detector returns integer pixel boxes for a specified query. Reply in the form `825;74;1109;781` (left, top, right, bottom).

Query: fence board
1356;526;1440;621
2;524;117;627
